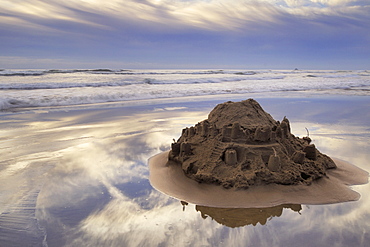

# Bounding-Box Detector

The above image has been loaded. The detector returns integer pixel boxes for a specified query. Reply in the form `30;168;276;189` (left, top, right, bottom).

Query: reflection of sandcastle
195;204;302;227
168;99;337;189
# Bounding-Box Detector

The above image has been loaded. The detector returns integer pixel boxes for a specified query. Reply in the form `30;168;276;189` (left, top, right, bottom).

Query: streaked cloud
2;0;368;32
0;0;369;68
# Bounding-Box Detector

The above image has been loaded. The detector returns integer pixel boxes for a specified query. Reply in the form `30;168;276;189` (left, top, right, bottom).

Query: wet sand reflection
181;201;302;227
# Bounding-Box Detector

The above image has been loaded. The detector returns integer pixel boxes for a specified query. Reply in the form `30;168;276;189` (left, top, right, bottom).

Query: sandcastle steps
210;143;224;160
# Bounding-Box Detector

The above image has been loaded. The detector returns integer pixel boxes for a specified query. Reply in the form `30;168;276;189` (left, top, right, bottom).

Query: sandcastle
168;99;337;189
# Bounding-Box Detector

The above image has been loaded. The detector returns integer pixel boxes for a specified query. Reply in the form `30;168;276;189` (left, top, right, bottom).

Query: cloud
0;0;369;69
2;0;367;45
1;0;368;33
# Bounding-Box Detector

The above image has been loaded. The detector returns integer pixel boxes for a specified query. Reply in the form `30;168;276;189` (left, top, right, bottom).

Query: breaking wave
0;69;369;111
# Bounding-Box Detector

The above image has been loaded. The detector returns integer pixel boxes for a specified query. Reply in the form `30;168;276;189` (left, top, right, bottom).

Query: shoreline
2;91;370;116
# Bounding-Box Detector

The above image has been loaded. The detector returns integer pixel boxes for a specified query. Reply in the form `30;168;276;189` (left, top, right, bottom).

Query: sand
149;98;369;207
149;151;369;208
168;99;337;189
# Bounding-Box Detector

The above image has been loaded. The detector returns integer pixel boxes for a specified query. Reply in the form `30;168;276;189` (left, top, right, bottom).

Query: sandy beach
1;93;370;246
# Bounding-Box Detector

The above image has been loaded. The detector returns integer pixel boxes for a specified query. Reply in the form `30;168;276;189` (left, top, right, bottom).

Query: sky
0;0;369;69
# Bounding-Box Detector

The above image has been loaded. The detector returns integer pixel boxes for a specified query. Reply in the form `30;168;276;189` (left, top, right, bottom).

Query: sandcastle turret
180;142;191;156
267;148;281;172
171;142;180;156
291;151;305;164
189;126;195;137
276;117;291;139
225;149;238;166
201;121;209;137
231;122;242;139
303;144;317;160
221;125;231;142
268;155;281;172
254;125;272;142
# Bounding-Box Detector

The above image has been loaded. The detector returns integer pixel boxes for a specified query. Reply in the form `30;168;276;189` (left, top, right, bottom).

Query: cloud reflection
2;98;370;246
30;105;211;245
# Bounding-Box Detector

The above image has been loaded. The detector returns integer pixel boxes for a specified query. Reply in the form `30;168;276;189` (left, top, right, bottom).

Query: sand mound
168;99;337;189
149;99;368;207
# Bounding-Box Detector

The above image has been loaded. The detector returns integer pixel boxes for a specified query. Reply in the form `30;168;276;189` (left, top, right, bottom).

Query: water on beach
0;69;369;111
0;70;370;246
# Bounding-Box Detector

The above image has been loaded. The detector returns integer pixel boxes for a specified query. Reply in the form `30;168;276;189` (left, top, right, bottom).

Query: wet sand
1;93;370;247
149;152;368;208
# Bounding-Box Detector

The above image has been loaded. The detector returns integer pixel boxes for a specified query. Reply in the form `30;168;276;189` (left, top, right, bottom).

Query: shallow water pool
0;95;369;246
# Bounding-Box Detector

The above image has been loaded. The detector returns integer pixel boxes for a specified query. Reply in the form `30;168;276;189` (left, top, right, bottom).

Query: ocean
1;69;369;111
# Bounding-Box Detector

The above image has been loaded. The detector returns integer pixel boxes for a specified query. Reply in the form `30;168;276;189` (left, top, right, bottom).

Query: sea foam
0;69;369;111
